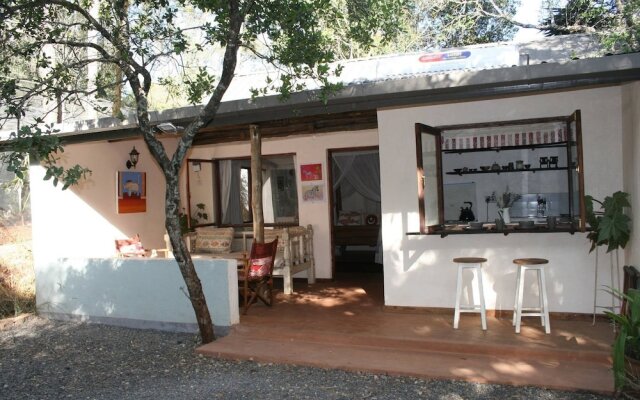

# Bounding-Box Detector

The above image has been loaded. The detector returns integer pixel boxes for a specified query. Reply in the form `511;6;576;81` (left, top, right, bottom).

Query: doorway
328;147;382;280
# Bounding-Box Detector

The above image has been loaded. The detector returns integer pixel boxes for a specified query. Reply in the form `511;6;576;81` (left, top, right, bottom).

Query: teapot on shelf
459;202;475;222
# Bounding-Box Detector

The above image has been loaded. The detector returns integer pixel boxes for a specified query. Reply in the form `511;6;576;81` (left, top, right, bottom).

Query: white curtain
333;152;381;203
220;160;243;224
262;169;275;224
332;151;383;263
219;160;232;223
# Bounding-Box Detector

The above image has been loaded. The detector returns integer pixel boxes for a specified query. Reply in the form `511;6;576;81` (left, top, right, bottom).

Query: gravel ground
0;315;612;400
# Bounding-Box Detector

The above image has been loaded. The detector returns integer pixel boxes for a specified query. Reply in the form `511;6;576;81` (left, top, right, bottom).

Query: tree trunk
112;66;123;117
165;173;216;343
129;0;243;344
250;124;264;243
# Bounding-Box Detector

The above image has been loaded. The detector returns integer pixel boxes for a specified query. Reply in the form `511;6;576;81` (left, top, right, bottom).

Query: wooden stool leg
540;267;551;334
476;266;487;331
515;266;526;334
454;264;463;329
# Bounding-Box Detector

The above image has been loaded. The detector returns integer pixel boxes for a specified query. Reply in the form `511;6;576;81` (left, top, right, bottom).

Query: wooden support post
250;124;264;243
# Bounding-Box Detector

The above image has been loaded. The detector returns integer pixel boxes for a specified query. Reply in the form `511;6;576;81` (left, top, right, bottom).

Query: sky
512;0;570;42
513;0;546;42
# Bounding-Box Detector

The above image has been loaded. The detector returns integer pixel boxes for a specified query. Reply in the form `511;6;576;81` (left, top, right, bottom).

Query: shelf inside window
446;166;568;175
443;141;570;154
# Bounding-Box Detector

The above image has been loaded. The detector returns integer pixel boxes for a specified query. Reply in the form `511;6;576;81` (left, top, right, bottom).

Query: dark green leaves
585;191;631;253
604;287;640;390
1;125;91;190
185;68;217;104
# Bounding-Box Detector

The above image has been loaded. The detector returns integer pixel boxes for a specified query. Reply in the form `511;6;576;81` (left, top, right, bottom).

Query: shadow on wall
35;257;237;336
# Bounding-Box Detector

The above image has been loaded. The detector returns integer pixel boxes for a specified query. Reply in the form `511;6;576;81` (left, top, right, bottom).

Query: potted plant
585;191;631;254
586;191;633;393
494;187;521;224
605;288;640;395
179;203;209;235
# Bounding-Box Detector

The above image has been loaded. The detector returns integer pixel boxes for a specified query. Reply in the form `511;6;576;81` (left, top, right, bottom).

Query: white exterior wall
36;257;238;333
378;86;626;313
29;130;377;282
187;129;379;279
622;82;640;268
30;138;178;259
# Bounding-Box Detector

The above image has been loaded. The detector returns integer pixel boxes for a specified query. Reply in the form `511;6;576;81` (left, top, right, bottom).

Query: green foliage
185;68;218;105
541;0;640;52
541;0;618;36
1;125;91;190
1;0;408;342
585;191;631;253
605;288;640;391
179;203;208;235
415;0;519;49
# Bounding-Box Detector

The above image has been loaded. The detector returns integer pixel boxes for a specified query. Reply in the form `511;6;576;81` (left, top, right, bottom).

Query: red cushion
115;236;146;257
248;256;272;279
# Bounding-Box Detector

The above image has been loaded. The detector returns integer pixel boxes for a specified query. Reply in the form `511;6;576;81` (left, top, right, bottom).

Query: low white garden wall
35;257;239;336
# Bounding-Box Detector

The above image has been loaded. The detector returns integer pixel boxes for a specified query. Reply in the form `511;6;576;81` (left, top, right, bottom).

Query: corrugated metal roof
2;34;635;143
221;34;605;102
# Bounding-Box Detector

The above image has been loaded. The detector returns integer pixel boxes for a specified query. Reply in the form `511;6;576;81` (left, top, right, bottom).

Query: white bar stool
513;258;551;334
453;257;487;331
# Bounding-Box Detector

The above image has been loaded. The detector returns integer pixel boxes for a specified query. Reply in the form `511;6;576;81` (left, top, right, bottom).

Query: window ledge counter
407;223;585;237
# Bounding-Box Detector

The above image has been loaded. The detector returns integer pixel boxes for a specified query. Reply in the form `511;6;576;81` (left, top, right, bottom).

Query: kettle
459;201;475;222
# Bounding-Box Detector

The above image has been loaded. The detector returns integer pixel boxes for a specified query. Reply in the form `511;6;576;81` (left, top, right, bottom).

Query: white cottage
22;34;640;331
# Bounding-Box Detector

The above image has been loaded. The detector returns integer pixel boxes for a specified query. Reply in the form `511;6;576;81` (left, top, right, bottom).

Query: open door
328;147;382;277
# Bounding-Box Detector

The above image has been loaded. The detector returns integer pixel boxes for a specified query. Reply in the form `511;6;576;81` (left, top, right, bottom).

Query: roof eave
53;52;640;146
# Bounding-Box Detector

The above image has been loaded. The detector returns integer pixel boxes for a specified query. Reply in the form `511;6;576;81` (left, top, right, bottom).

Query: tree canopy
0;0;407;343
540;0;640;52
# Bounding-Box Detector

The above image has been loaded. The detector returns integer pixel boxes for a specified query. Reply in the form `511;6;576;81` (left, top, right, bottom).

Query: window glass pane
240;168;251;222
218;155;298;225
421;133;440;227
187;160;214;227
568;119;580;224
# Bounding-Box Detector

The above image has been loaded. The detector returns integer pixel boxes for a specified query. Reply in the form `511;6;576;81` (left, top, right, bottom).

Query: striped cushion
195;227;234;254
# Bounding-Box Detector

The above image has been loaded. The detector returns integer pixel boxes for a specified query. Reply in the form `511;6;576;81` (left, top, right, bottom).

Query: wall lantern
126;146;140;169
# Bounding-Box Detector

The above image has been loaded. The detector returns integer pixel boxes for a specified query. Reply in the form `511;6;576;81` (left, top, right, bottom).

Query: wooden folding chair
238;239;278;315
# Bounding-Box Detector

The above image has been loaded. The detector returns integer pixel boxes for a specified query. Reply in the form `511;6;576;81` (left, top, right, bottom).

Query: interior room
329;148;382;275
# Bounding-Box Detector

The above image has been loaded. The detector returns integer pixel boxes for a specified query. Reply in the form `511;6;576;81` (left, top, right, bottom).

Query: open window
187;154;298;228
415;123;444;234
415;111;586;234
186;159;215;229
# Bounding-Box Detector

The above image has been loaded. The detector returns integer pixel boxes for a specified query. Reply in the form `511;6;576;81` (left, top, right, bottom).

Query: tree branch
172;0;243;172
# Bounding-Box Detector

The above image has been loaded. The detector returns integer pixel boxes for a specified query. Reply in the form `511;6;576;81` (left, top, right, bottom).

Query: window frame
187;153;299;229
415;111;586;234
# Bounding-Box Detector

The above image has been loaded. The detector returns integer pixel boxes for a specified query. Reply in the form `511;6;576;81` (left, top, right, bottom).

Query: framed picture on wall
302;183;324;202
117;171;147;213
300;163;322;181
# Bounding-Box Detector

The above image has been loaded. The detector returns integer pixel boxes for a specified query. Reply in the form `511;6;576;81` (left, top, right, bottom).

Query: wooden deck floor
197;272;615;394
